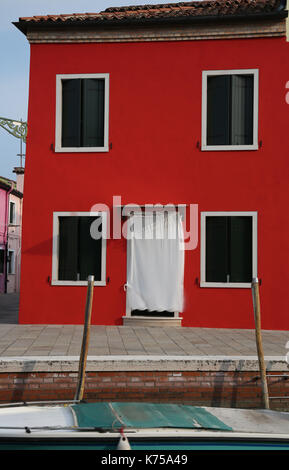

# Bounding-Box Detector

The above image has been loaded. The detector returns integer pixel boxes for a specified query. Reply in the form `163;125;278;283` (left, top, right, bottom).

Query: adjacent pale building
0;170;23;294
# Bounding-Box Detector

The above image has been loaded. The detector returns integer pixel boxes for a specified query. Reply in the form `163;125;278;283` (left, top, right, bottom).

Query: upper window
201;212;257;288
202;70;259;151
52;212;107;285
55;74;109;153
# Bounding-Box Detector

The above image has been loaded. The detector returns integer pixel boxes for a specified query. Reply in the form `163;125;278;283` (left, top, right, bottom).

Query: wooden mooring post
251;277;270;410
74;275;94;401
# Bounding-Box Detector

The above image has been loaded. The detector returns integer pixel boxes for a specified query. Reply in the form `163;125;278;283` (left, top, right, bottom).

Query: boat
0;280;286;452
0;400;289;451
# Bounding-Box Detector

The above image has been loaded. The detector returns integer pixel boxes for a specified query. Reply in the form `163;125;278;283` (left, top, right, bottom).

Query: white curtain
126;212;184;313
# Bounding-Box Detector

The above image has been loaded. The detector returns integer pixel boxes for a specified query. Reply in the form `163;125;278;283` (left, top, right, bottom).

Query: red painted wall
19;36;289;329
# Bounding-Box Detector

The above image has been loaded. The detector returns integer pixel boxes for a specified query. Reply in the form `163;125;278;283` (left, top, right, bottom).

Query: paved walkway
0;323;288;358
0;293;288;359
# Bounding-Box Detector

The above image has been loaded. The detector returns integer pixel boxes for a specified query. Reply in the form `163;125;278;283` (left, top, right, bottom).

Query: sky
0;0;174;180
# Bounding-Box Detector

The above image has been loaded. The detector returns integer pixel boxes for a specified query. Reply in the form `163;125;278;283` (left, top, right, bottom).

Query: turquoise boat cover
70;402;232;431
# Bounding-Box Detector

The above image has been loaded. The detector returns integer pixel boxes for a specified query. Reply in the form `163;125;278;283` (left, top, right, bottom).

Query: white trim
51;211;107;286
201;69;259;151
55;73;109;153
200;211;258;288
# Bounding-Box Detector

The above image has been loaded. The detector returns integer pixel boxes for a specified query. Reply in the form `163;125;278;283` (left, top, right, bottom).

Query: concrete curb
0;355;288;373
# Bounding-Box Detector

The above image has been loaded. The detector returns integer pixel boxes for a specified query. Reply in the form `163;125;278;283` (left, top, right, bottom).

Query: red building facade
15;0;289;329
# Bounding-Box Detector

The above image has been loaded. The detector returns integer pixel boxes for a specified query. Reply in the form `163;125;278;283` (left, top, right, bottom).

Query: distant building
0;170;23;294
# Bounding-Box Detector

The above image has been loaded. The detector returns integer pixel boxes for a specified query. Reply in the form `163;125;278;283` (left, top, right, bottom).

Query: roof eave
13;7;288;37
0;183;22;197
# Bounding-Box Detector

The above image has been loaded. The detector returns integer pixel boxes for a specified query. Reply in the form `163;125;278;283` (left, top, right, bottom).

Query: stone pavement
0;292;288;360
0;323;288;359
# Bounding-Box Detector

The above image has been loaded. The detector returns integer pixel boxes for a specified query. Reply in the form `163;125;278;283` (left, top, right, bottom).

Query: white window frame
200;211;258;288
55;74;109;153
52;211;107;286
202;69;259;151
9;201;16;225
7;250;15;275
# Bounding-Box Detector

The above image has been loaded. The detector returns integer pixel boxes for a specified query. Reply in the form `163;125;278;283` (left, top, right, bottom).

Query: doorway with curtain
124;211;184;325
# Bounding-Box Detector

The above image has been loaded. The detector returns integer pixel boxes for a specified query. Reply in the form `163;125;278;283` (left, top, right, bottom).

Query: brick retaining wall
1;370;289;411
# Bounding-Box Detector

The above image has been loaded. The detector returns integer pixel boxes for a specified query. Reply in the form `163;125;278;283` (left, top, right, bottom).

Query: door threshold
122;316;183;327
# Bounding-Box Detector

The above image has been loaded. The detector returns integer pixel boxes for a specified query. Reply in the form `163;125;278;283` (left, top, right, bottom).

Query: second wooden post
74;275;94;401
251;277;270;410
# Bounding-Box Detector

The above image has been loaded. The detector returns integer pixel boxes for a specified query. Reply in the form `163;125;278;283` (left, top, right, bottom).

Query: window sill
201;144;258;151
54;146;109;153
51;280;106;286
200;282;252;288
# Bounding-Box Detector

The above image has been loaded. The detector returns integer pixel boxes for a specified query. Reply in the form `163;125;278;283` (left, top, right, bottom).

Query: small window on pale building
9;201;16;224
7;250;15;275
0;250;4;274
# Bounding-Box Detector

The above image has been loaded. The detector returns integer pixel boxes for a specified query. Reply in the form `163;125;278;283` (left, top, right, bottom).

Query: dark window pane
61;79;81;147
205;215;253;283
231;75;253;145
0;250;4;274
132;310;174;317
207;74;254;146
229;216;252;282
206;216;228;282
7;251;13;274
207;75;231;146
58;216;102;281
78;216;102;281
82;79;105;147
58;217;79;281
61;78;105;148
9;202;15;224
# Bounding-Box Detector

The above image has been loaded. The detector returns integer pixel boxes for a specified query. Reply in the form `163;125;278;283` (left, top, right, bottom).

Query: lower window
52;212;106;285
201;212;257;288
0;250;4;274
7;250;15;275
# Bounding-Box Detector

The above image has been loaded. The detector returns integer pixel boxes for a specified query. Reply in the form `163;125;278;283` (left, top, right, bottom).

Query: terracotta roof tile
16;0;287;28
